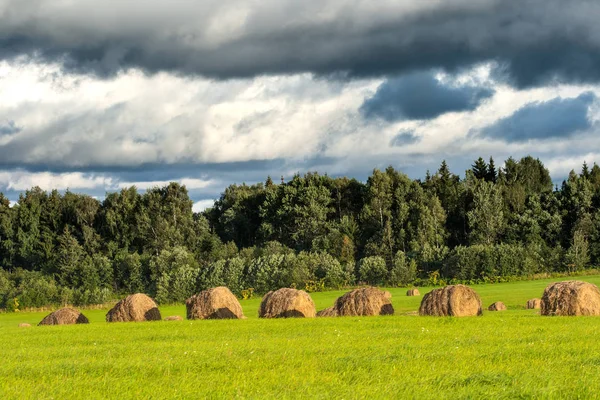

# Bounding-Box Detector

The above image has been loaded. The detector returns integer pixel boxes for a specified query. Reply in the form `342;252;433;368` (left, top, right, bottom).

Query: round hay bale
316;306;338;317
38;308;89;326
541;280;600;316
18;323;32;328
526;298;541;309
106;293;161;322
488;301;507;311
186;286;245;320
419;285;482;317
259;288;316;318
333;287;394;317
407;289;420;296
164;315;183;321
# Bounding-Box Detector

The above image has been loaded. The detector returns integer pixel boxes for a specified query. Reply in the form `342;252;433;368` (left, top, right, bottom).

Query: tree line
1;155;600;309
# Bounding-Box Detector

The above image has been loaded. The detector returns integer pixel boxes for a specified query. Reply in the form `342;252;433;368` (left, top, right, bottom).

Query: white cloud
0;61;376;167
192;199;216;213
545;153;600;179
116;178;214;190
0;170;111;191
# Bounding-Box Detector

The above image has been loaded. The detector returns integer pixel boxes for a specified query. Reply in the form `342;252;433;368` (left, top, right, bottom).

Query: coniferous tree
582;161;590;180
487;157;497;183
471;157;489;180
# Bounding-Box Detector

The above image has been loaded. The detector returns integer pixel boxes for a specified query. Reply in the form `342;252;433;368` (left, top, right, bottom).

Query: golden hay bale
488;301;507;311
526;298;541;309
407;289;420;296
541;280;600;316
186;286;245;320
259;288;316;318
419;285;482;317
38;308;89;326
18;323;32;328
333;287;394;317
164;315;183;321
316;306;338;317
106;293;161;322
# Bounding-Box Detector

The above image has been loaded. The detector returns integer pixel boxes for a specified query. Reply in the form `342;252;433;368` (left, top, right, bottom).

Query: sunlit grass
2;275;600;399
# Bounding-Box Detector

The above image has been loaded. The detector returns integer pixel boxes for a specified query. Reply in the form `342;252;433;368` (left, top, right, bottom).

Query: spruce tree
471;157;489;180
582;161;590;179
487;157;497;183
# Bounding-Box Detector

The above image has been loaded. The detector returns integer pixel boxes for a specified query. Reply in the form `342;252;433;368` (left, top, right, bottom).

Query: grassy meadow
3;276;600;399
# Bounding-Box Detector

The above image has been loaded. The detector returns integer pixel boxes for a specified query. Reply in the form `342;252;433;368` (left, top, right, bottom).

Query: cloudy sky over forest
1;0;600;210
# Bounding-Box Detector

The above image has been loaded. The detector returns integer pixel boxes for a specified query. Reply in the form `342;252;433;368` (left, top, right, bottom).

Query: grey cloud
234;111;276;135
1;1;600;86
479;92;596;142
0;155;340;204
0;120;20;135
361;71;494;121
390;130;420;146
0;101;209;168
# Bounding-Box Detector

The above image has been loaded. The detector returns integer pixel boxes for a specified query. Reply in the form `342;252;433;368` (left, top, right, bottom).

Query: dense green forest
1;155;600;309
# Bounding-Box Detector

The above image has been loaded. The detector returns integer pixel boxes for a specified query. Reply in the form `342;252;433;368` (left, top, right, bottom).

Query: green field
3;276;600;399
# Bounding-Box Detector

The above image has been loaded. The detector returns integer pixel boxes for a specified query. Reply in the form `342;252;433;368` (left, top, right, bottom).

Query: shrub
163;264;200;303
294;252;349;290
113;251;144;293
245;254;290;293
0;270;15;309
91;254;113;289
313;253;349;289
444;244;530;280
198;257;246;296
359;256;387;285
223;257;245;295
10;269;61;308
565;230;590;272
198;259;227;290
389;251;418;286
151;246;200;303
73;287;112;306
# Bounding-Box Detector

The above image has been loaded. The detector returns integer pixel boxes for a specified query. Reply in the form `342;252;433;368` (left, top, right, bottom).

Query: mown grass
2;275;600;399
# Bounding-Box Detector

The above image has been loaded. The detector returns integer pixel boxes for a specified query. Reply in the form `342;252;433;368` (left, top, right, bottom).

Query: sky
2;0;600;212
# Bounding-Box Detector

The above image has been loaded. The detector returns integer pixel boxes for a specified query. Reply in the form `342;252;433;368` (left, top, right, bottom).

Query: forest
1;155;599;309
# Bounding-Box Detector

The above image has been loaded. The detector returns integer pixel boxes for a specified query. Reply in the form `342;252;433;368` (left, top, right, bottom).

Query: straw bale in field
419;285;482;317
186;286;244;320
541;280;600;316
316;306;337;317
488;301;507;311
106;293;161;322
526;298;541;309
334;287;394;317
164;315;183;321
259;288;316;318
18;323;32;328
38;308;89;326
406;289;420;296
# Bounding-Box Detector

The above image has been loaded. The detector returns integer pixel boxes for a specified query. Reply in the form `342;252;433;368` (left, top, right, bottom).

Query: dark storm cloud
1;0;600;87
361;72;494;121
479;92;596;142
